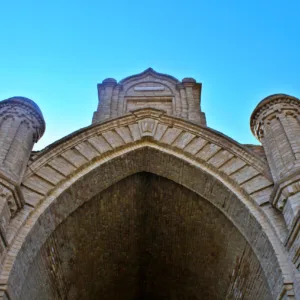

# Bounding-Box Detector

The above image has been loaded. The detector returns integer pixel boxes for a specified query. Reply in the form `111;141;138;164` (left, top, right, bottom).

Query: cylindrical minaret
0;96;45;182
0;97;45;242
250;94;300;229
251;94;300;182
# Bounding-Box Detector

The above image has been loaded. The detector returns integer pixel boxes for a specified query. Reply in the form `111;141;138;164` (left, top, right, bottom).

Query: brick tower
0;97;45;244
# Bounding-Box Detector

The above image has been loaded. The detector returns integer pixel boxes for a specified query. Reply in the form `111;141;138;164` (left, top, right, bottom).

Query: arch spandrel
23;108;273;204
18;108;285;244
17;108;287;244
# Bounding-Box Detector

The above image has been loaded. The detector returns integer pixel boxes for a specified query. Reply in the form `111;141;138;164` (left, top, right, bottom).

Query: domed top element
102;78;117;84
0;96;45;138
252;94;299;115
182;77;196;83
250;93;300;138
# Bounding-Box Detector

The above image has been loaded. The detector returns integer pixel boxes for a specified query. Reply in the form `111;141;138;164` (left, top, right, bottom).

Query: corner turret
0;96;45;244
251;94;300;229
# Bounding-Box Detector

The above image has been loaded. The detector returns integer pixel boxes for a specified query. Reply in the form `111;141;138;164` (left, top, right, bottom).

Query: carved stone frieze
251;94;300;140
0;98;45;142
271;169;300;210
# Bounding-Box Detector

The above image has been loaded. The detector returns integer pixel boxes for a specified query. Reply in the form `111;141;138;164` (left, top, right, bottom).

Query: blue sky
0;0;299;150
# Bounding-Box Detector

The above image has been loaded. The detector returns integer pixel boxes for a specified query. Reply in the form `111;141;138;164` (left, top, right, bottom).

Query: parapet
92;68;206;126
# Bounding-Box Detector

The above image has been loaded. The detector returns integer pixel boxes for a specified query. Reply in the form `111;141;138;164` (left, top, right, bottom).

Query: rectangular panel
126;98;173;115
134;86;165;91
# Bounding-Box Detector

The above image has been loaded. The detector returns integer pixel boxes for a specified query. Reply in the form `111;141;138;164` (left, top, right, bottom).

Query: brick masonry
0;70;299;299
20;173;272;300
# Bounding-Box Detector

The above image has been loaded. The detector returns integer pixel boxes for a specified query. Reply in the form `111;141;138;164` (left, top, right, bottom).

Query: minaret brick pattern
0;97;44;244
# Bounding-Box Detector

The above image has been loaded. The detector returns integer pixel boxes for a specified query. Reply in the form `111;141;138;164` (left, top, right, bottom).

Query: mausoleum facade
0;68;299;299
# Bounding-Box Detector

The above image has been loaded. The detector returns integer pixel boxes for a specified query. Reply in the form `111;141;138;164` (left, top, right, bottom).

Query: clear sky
0;0;299;150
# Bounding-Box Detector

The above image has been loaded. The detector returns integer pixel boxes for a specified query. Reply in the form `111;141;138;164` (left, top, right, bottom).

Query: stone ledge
271;168;300;210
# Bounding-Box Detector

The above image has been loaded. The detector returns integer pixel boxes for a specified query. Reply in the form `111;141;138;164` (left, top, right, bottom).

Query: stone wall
0;71;299;299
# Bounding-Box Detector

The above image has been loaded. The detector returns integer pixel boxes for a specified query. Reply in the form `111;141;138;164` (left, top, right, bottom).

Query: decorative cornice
250;94;300;139
0;97;45;141
25;108;272;184
118;68;181;84
270;168;300;210
0;176;24;216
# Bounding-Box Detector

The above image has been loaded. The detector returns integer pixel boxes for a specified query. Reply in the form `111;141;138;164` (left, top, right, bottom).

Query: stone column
180;78;205;125
93;78;117;123
177;84;188;119
182;78;198;122
110;84;121;118
251;94;300;276
0;97;45;246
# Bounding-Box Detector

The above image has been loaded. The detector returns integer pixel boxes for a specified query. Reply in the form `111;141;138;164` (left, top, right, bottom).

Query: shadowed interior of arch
20;172;272;300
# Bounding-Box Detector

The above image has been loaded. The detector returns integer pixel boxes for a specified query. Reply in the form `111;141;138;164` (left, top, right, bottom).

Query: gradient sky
0;0;299;150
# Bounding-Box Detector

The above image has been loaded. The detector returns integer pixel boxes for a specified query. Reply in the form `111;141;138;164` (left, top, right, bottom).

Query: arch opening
2;147;291;299
20;172;272;300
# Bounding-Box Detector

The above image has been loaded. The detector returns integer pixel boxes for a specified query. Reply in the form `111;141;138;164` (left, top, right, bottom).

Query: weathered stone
19;174;272;300
0;70;299;299
0;97;44;246
93;68;205;125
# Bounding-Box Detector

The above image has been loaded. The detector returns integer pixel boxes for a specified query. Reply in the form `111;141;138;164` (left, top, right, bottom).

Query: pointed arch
0;109;294;299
